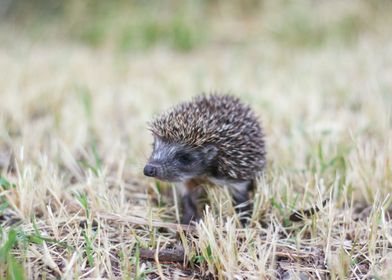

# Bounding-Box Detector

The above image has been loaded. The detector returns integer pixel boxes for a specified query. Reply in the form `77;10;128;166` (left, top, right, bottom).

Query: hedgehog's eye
177;153;193;165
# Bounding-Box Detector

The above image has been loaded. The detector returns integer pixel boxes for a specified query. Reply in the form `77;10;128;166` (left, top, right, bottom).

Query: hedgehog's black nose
144;164;157;177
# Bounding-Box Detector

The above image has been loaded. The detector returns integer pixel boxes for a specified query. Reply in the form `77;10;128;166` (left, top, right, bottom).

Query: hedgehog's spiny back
150;95;252;145
150;94;266;180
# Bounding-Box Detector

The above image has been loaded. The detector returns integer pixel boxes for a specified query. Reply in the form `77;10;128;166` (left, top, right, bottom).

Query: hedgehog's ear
203;145;218;161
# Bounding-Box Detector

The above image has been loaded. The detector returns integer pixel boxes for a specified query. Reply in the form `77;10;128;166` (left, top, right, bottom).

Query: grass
1;0;392;279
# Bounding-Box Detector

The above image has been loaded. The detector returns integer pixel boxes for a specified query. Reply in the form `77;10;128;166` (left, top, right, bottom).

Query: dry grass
1;1;392;279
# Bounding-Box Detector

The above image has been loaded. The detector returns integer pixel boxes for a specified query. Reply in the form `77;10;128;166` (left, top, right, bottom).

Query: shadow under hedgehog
143;94;266;225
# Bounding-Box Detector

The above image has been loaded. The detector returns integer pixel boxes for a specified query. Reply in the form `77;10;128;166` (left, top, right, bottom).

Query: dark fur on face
144;138;218;182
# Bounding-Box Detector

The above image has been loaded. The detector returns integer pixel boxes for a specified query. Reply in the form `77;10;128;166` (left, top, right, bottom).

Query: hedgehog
143;94;266;224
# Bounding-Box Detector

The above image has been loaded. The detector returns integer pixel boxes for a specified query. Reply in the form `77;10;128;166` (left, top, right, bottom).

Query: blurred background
1;0;392;198
1;1;392;278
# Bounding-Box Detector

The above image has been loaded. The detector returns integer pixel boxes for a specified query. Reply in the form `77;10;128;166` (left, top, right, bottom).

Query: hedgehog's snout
143;164;158;177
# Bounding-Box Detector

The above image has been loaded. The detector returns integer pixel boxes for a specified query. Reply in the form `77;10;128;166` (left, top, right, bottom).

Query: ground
0;1;392;279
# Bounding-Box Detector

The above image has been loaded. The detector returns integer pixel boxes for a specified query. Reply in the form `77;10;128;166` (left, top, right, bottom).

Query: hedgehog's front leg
177;180;200;224
230;180;253;225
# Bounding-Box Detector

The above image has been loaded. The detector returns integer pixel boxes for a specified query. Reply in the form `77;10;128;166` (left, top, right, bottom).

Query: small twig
140;247;185;263
139;245;313;263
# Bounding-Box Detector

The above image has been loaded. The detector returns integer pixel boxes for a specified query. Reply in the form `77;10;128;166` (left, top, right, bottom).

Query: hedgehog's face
144;138;218;182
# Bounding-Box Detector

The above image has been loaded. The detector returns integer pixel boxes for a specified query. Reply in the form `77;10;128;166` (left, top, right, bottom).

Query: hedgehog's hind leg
230;180;253;225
